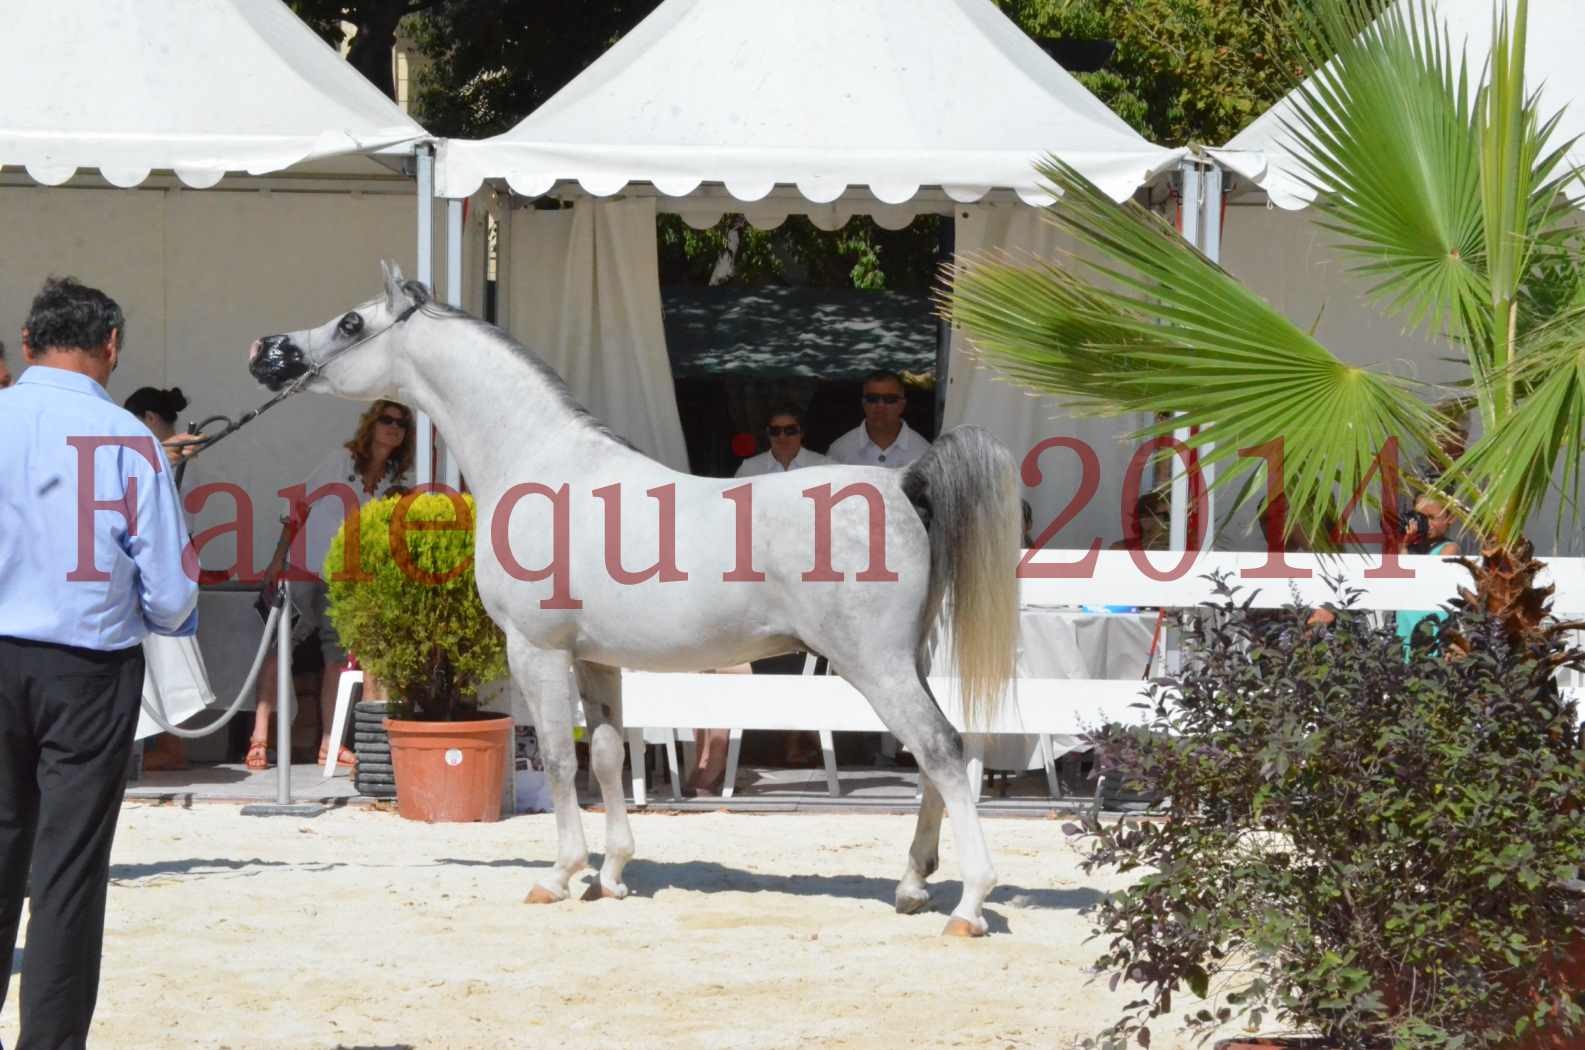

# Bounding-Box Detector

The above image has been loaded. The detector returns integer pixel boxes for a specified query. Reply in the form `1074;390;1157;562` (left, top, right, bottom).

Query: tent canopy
0;0;427;188
1215;0;1585;209
437;0;1183;206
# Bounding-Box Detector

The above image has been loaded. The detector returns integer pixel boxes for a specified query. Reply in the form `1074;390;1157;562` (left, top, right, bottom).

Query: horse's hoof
942;916;986;938
580;881;625;902
895;889;932;915
525;884;564;905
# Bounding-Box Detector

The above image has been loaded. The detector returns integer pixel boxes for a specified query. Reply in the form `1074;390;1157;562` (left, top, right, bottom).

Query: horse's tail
902;425;1020;730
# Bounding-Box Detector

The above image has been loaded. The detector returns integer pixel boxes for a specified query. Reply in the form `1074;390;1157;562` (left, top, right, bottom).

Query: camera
1399;507;1432;554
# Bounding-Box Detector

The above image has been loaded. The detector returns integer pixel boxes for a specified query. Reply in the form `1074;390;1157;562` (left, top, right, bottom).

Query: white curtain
504;197;690;472
945;203;1143;553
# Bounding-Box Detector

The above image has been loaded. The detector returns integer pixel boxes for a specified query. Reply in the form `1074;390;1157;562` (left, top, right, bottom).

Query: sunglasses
766;424;801;437
863;393;902;405
377;414;410;429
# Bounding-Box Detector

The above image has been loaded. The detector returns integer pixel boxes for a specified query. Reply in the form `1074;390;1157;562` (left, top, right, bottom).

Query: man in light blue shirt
0;277;196;1050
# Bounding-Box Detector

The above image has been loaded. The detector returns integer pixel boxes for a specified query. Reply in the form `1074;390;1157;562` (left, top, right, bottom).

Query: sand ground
3;803;1244;1049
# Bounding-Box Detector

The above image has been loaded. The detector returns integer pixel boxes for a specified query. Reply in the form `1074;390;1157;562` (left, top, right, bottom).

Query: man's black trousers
0;636;143;1050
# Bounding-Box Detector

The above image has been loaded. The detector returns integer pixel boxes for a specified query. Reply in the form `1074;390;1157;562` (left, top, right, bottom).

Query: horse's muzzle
249;334;309;391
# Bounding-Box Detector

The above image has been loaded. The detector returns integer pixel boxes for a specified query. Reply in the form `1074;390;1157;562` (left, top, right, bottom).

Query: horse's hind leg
508;636;587;903
846;667;995;936
896;774;944;915
575;661;634;900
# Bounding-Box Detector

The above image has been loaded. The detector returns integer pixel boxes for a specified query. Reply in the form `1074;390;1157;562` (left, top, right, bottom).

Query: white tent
0;0;436;561
0;0;424;188
435;0;1191;547
437;0;1180;206
1214;0;1585;210
1;0;440;740
1205;0;1584;554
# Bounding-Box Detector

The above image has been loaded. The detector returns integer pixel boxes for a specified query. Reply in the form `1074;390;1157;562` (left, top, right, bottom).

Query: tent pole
443;197;464;491
1197;162;1223;554
1170;160;1202;552
415;144;436;485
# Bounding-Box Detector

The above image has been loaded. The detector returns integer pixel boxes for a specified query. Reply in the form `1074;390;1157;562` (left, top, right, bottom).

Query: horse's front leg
509;637;587;903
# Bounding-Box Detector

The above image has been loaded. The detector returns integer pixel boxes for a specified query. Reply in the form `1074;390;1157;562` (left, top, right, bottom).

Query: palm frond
1281;0;1490;352
947;158;1442;538
1444;314;1585;545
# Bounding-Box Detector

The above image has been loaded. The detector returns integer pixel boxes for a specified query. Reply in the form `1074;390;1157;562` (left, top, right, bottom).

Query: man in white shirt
825;370;931;468
734;404;829;477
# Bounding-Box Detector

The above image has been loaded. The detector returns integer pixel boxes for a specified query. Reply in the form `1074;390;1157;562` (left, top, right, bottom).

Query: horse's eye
338;313;364;337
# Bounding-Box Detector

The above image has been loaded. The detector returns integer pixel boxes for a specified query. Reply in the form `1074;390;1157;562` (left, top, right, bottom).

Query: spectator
123;385;202;470
735;403;829;476
0;277;197;1047
246;400;414;772
0;338;12;389
1110;490;1171;551
825;370;930;468
1403;494;1461;558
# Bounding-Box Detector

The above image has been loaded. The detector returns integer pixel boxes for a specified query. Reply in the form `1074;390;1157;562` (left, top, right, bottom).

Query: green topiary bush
324;491;507;721
1072;574;1585;1049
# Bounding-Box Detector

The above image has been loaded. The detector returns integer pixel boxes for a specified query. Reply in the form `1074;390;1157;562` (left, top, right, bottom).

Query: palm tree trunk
1456;537;1557;646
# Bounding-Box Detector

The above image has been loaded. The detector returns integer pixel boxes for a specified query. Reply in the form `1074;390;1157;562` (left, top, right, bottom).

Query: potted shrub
325;491;512;822
1069;575;1585;1049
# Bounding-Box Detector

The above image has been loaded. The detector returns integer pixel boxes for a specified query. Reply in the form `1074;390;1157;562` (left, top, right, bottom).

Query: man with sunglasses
734;404;828;477
826;370;930;469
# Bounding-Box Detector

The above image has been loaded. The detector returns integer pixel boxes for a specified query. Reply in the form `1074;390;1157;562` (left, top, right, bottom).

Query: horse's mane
403;281;640;455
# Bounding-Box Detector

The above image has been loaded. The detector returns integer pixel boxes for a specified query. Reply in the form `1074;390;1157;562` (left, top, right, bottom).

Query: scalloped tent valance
0;0;428;188
435;0;1183;207
1212;0;1585;210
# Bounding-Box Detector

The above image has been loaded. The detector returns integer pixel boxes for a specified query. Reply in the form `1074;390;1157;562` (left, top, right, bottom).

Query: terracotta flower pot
386;714;513;823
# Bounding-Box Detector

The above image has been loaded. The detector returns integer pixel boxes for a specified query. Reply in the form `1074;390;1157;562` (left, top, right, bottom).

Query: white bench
618;550;1585;806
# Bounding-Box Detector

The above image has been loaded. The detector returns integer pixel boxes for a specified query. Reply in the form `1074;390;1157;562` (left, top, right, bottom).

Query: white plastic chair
322;664;364;778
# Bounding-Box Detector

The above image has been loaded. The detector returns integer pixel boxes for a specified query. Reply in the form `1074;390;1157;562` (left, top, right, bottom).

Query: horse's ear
380;260;407;308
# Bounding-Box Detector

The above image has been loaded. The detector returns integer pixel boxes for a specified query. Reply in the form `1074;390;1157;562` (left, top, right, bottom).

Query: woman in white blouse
733;404;828;477
245;400;415;771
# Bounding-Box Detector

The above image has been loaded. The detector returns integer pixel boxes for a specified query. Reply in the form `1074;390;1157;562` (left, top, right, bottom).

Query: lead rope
146;297;428;736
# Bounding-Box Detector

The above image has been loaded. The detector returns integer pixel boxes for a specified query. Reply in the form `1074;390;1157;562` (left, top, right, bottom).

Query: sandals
244;738;269;771
319;743;357;769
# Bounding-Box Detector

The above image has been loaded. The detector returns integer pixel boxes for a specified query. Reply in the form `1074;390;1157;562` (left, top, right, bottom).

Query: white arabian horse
249;264;1019;935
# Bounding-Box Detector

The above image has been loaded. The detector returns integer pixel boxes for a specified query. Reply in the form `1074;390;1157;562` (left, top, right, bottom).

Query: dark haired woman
246;400;415;771
124;385;203;470
123;387;213;771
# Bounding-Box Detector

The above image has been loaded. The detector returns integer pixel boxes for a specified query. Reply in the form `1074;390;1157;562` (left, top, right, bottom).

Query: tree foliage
288;0;444;100
995;0;1329;146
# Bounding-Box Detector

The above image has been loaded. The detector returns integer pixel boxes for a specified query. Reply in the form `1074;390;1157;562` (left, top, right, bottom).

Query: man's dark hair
0;338;7;360
24;277;124;357
861;370;905;391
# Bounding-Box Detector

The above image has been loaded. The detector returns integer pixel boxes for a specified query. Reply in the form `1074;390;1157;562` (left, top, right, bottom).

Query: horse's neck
395;314;596;499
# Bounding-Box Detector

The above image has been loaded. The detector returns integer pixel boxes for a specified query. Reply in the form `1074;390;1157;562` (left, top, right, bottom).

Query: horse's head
248;261;428;399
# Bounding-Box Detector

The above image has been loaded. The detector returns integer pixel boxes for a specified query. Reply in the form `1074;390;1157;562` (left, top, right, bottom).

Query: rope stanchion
137;587;282;740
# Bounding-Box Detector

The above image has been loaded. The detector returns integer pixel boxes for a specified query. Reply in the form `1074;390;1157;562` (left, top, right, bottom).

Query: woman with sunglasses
734;403;828;477
245;400;415;771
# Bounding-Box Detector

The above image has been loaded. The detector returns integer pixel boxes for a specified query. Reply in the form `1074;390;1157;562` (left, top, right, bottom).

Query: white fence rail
620;551;1585;805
